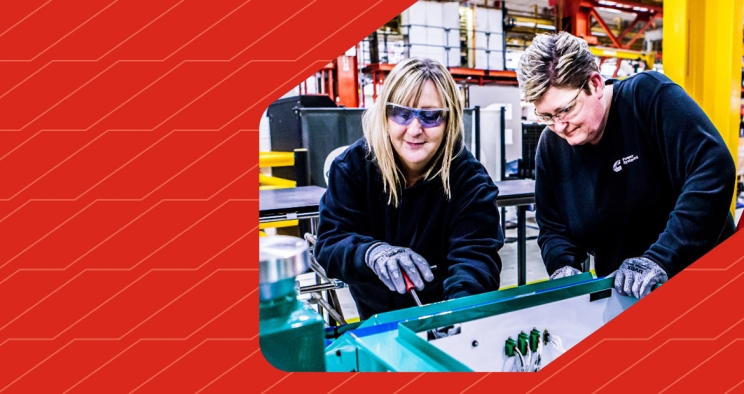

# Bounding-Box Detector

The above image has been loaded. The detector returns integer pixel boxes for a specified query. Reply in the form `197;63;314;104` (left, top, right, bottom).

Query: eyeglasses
386;103;448;128
534;82;587;125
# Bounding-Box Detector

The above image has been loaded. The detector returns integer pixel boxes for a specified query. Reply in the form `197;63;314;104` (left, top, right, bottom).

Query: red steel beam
624;16;655;48
589;8;622;48
584;0;662;15
615;15;640;44
613;58;623;77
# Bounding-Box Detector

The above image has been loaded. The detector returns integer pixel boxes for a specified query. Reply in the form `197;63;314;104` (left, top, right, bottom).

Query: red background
0;0;742;392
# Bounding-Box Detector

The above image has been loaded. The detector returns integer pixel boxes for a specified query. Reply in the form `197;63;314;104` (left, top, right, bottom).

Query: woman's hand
365;243;434;293
549;266;582;280
609;257;668;299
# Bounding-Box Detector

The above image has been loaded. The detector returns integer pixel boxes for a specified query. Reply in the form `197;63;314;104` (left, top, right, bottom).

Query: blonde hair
362;57;464;207
517;32;598;102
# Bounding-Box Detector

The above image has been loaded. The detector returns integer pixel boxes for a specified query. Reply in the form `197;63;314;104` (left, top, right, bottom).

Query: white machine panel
417;289;636;372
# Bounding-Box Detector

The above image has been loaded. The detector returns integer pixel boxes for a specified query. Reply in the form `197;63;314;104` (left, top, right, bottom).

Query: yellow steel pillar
664;0;743;214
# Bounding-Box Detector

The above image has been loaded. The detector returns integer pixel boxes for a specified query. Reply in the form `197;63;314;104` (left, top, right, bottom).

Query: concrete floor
304;205;744;323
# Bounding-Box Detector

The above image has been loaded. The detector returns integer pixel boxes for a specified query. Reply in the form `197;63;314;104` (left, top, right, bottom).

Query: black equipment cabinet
267;95;337;182
518;122;545;179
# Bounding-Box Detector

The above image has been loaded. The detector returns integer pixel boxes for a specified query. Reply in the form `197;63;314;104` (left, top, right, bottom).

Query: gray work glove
365;242;434;294
549;266;581;280
609;257;668;299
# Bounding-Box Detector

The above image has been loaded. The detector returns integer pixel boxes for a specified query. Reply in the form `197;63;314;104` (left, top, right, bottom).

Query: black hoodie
536;71;736;278
315;138;504;319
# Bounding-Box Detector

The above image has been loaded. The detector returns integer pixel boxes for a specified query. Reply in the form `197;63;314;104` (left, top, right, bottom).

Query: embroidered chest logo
612;154;639;172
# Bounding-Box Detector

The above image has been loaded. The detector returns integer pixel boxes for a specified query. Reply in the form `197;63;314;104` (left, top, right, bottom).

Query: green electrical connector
530;328;541;351
517;332;529;355
505;337;516;357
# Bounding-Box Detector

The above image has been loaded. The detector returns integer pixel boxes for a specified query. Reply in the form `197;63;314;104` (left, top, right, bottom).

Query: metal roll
259;235;310;301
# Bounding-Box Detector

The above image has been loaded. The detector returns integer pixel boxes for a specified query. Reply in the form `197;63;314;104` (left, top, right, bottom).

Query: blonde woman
314;57;504;319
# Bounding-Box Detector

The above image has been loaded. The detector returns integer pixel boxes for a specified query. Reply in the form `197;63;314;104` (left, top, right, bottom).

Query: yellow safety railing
259;219;299;230
588;46;656;71
259;150;307;191
259;150;309;233
259;151;294;168
259;173;296;189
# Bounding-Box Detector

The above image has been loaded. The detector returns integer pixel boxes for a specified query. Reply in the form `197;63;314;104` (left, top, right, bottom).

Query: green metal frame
325;275;629;372
358;273;595;328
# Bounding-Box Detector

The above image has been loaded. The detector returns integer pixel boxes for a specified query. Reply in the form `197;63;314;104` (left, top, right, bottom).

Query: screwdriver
400;267;445;341
400;265;436;306
401;270;422;306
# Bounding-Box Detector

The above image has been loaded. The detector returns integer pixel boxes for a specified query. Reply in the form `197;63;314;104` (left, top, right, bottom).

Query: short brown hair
517;32;598;102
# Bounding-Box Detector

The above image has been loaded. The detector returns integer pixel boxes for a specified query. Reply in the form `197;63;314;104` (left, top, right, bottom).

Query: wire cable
532;340;543;372
514;347;526;372
550;335;566;353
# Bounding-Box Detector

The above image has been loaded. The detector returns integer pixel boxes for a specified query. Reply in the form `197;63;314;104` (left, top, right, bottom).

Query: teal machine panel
325;274;636;372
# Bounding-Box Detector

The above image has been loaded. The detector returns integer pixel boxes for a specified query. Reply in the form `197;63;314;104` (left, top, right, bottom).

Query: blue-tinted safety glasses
386;103;448;128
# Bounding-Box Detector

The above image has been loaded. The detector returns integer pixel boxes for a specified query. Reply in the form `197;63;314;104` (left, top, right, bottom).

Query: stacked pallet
401;1;461;68
473;6;504;70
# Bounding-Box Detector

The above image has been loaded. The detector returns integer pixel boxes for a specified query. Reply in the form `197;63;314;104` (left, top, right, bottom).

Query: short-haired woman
517;32;736;298
314;57;504;319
